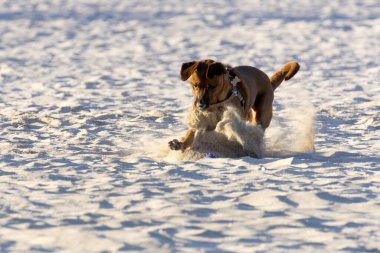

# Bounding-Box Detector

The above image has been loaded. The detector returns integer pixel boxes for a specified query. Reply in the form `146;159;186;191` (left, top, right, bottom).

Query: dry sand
0;0;379;252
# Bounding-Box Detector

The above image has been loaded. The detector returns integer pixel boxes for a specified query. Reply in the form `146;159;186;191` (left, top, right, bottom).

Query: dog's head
180;59;231;110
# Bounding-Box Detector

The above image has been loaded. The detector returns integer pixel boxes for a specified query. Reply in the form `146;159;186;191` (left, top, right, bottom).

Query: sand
0;0;379;252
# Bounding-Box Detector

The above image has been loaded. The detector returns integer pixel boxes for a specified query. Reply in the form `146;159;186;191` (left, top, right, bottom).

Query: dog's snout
198;97;209;110
198;102;208;110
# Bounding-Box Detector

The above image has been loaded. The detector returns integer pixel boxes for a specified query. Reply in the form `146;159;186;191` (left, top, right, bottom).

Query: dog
168;59;300;152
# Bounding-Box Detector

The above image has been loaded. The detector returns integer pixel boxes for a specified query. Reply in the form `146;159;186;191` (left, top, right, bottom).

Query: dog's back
232;62;299;129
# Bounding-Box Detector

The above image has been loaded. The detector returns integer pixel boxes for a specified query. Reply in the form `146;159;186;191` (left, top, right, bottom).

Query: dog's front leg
169;128;195;151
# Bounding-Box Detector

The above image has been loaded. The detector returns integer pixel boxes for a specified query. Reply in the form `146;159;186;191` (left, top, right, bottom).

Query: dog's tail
270;61;300;91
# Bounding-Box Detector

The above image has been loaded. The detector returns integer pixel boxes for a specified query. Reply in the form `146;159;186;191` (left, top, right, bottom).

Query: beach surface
0;0;379;252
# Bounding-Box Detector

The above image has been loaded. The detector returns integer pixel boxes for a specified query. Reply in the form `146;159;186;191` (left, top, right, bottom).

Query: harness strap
226;67;245;107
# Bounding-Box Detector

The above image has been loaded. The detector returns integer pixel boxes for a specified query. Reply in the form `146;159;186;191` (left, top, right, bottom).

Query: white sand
0;0;379;252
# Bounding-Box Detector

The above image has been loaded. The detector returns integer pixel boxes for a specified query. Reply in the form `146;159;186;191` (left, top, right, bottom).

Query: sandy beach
0;0;379;252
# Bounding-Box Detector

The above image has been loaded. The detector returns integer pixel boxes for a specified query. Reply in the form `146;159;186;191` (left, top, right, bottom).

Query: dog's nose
198;101;208;110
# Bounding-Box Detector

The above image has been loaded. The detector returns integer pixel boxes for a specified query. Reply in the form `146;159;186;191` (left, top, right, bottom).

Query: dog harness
227;67;245;107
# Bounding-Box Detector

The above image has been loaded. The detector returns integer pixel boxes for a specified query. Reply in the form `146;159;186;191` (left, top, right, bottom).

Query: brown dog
169;59;300;151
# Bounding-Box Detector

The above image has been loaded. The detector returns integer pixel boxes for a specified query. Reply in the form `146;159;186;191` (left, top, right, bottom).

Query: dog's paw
169;139;183;150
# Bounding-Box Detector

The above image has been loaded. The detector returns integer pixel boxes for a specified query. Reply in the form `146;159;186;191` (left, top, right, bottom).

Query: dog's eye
193;84;200;90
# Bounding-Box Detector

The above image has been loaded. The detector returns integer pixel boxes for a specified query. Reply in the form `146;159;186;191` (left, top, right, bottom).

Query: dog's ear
207;62;226;79
180;61;197;81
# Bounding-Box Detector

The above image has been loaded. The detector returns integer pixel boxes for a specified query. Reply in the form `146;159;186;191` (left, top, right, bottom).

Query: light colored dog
169;59;300;155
